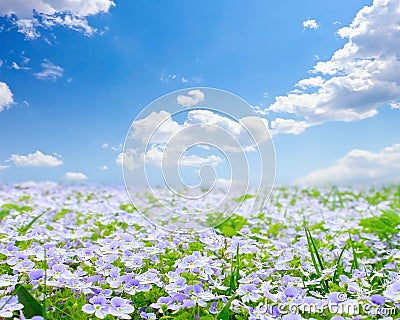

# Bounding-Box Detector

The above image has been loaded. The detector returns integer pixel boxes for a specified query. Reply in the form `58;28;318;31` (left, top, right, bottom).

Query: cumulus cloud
0;0;115;39
267;0;400;134
35;59;63;80
100;165;108;170
130;109;270;153
0;82;14;112
270;118;312;135
177;89;205;107
0;164;9;170
8;150;63;167
132;110;182;145
122;109;272;172
142;145;224;168
64;171;88;181
116;149;141;171
303;19;319;30
294;143;400;186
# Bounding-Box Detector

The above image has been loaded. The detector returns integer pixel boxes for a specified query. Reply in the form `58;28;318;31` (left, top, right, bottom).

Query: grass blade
333;242;348;284
18;209;50;236
349;234;359;272
305;227;329;293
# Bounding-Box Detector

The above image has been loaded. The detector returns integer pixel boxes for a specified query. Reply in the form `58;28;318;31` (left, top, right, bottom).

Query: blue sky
0;0;399;185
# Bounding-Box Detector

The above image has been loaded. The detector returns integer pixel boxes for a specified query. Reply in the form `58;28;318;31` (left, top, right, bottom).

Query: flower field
0;182;400;319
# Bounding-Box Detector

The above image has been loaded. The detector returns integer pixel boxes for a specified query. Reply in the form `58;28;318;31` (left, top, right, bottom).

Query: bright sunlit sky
0;0;399;185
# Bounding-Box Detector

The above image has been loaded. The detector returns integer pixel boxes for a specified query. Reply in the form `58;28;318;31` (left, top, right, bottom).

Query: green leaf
217;295;236;320
360;209;400;239
221;226;237;237
15;284;43;318
18;209;49;236
233;194;255;203
119;203;137;213
0;209;10;220
210;214;249;237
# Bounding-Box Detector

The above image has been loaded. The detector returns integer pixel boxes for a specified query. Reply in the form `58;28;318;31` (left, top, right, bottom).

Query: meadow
0;182;399;319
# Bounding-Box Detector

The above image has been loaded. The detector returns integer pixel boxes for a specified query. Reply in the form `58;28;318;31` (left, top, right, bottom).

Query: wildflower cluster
0;182;399;319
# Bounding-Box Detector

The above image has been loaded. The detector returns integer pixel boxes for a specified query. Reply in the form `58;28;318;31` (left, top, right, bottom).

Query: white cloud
303;19;319;30
177;89;205;107
11;61;30;71
0;164;9;170
132;110;182;145
101;142;122;151
11;62;20;70
390;102;400;109
159;70;200;84
143;145;224;168
122;109;272;172
8;150;63;167
0;82;14;112
130;109;271;155
270;118;312;135
64;171;88;181
179;154;223;167
0;0;115;39
100;165;108;170
111;144;122;152
267;0;400;134
185;109;242;135
294;143;400;186
15;19;41;39
116;149;141;171
35;59;63;80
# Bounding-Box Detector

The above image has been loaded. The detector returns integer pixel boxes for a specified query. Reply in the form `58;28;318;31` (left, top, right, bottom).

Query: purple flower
370;294;385;306
282;285;299;302
125;256;143;269
107;268;123;288
178;255;206;269
82;296;109;319
282;314;304;320
48;263;72;280
124;278;140;295
137;270;160;286
237;284;261;303
328;292;347;303
0;274;19;287
12;259;35;273
384;280;400;303
182;298;196;308
209;301;218;314
19;312;44;320
28;269;44;281
150;296;173;313
183;284;214;307
165;277;187;293
0;295;24;318
140;311;156;320
353;269;366;279
108;297;135;319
